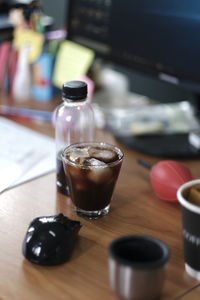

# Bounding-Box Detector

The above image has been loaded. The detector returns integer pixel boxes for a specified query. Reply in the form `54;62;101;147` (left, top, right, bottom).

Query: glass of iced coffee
61;142;123;218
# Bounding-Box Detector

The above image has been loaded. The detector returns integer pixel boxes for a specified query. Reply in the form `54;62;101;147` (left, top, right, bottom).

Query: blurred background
0;0;197;103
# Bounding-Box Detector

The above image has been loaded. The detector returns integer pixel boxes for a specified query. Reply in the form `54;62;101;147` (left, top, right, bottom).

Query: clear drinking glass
61;142;123;218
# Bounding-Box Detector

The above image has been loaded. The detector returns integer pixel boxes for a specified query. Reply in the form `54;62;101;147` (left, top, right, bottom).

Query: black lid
62;81;87;101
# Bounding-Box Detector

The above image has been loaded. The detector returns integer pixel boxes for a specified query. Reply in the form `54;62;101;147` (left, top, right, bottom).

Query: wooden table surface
1;98;200;300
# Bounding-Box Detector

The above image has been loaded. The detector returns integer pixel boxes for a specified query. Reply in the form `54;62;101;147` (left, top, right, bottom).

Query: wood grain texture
178;285;200;300
0;113;200;299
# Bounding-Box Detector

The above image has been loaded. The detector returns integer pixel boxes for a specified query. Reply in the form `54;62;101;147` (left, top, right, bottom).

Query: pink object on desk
0;42;11;89
150;160;194;202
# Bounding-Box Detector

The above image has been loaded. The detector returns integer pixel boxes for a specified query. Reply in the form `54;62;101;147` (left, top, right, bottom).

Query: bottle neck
62;97;89;106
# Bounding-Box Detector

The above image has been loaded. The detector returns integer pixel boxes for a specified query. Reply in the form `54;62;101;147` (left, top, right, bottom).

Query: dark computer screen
67;0;200;93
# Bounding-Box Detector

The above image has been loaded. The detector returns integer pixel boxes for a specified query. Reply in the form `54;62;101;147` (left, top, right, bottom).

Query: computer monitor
67;0;200;158
67;0;200;95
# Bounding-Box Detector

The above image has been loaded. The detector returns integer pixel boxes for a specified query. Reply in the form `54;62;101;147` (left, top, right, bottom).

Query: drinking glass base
74;205;110;219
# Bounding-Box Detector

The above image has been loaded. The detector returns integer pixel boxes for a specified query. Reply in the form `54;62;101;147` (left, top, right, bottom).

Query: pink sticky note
79;75;95;103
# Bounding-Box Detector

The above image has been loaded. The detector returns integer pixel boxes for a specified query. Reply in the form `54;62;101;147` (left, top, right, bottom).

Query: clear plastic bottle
55;80;95;195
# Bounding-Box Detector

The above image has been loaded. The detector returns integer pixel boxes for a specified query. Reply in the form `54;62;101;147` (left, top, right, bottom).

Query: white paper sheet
0;117;55;193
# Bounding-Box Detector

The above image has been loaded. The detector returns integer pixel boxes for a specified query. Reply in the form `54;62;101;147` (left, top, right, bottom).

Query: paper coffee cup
177;179;200;280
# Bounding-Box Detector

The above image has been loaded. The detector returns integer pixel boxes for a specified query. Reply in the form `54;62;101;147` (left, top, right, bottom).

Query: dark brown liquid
68;163;121;211
64;145;123;211
56;151;70;196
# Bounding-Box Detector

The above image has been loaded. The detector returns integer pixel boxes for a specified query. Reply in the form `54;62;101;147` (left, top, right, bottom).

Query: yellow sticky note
53;41;95;88
13;28;44;63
